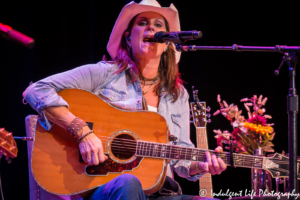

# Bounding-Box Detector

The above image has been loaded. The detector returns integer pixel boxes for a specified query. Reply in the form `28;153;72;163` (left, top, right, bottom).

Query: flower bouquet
213;95;275;155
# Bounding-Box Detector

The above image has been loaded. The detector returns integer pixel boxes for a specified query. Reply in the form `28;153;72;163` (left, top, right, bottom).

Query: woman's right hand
78;126;108;166
43;107;107;165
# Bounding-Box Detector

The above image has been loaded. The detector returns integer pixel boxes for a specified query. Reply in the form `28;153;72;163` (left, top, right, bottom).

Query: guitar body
31;89;169;197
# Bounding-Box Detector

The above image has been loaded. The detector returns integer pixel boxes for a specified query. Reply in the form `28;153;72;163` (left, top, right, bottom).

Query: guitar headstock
0;128;18;162
264;153;300;180
190;86;211;128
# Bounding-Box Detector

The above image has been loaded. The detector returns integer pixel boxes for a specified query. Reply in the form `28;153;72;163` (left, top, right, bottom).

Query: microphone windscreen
153;32;166;43
8;29;35;49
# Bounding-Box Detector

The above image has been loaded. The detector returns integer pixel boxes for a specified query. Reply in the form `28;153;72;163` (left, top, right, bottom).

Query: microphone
144;31;202;43
0;23;35;49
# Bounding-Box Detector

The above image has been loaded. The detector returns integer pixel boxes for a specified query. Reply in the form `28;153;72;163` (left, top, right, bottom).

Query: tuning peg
6;132;12;138
6;157;12;164
202;118;212;123
9;146;16;151
190;120;194;124
206;106;211;112
207;113;211;118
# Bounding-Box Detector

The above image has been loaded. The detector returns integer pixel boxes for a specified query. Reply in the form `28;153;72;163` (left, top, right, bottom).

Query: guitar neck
196;127;213;197
136;141;264;170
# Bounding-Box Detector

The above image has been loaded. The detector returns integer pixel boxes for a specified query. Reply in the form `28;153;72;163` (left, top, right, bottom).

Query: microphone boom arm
175;44;300;53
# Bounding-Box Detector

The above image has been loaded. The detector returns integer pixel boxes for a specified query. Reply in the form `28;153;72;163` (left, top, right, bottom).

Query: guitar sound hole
111;134;136;160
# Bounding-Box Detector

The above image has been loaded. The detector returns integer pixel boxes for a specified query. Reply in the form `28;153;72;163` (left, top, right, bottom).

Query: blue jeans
84;174;146;200
84;174;219;200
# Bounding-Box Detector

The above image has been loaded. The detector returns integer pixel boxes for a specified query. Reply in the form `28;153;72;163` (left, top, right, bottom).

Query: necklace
142;78;159;95
142;75;159;82
144;80;158;85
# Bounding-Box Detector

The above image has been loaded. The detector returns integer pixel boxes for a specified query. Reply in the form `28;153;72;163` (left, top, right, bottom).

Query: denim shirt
24;61;203;182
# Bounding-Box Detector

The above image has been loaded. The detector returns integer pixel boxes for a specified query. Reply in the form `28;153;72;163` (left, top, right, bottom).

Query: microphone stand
177;44;299;196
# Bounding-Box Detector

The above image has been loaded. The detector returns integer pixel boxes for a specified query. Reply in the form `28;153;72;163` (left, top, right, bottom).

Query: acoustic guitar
31;89;300;198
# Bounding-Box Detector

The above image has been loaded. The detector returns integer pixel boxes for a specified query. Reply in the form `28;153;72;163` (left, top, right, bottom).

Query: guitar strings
107;146;290;172
109;144;265;165
105;147;290;172
96;137;275;164
100;137;288;164
77;135;290;172
98;137;256;162
105;139;261;160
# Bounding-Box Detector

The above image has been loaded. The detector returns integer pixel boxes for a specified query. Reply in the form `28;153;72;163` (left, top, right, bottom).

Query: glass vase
251;149;272;194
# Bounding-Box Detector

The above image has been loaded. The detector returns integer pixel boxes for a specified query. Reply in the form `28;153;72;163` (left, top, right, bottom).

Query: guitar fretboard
136;141;264;169
197;127;213;198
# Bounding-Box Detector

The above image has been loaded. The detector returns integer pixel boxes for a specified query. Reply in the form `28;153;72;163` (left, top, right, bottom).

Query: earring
166;42;169;45
126;35;131;48
164;47;168;52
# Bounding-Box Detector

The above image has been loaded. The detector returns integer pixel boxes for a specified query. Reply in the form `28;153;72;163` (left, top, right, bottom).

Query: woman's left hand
199;147;227;175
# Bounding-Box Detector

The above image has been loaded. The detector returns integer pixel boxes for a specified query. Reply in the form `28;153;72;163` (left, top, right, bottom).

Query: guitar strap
142;94;148;110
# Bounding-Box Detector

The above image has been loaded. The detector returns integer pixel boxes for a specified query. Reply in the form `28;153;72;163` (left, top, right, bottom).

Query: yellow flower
243;122;273;137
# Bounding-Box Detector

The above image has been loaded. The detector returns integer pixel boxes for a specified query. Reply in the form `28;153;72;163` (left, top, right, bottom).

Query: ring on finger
199;162;206;173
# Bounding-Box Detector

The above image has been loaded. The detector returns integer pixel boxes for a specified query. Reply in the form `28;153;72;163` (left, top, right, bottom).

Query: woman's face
126;12;168;61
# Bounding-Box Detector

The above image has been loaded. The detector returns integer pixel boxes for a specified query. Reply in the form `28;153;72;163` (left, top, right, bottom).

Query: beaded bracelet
67;117;88;138
77;130;94;143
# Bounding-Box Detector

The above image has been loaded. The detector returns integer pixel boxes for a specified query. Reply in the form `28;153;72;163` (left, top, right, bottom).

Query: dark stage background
0;1;299;199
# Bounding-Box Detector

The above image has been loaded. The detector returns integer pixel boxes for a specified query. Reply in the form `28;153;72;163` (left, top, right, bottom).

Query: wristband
67;117;88;138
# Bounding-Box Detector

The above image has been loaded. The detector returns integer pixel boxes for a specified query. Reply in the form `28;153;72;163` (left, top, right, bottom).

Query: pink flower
231;128;242;141
217;136;224;147
247;115;267;125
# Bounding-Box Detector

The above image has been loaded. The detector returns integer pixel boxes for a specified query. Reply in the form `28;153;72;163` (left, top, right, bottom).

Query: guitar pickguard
85;155;143;176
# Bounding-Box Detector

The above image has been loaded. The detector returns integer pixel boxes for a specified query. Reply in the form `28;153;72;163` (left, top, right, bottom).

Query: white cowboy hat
107;0;181;64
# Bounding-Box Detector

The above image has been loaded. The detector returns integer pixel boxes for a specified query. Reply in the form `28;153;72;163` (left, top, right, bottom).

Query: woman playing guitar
23;0;227;199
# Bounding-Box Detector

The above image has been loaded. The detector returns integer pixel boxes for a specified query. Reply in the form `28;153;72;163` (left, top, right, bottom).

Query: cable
0;159;5;200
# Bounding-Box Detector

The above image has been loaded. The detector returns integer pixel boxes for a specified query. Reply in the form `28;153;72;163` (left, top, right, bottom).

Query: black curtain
0;1;299;199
